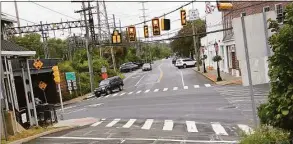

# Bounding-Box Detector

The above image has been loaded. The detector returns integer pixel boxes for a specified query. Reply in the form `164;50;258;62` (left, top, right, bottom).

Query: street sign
33;59;43;70
38;81;47;90
65;72;76;81
189;9;199;21
101;66;107;73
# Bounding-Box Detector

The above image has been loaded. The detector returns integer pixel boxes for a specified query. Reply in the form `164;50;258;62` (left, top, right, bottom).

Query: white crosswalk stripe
120;92;126;96
184;86;188;89
122;119;136;128
186;121;198;133
211;122;228;135
136;90;142;94
194;85;200;88
238;124;254;135
144;89;150;93
141;119;154;130
163;88;168;91
154;89;159;92
128;92;133;95
205;84;211;87
106;119;120;127
173;87;178;90
91;121;103;127
163;120;173;131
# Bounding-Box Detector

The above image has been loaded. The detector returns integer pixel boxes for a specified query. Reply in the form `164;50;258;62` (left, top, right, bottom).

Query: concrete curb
192;68;216;84
8;126;76;144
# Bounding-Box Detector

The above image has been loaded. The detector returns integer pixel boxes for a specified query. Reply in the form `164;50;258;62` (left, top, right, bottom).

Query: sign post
65;72;77;95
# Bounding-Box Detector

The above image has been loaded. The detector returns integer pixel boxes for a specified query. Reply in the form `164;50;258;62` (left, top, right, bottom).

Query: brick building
221;1;291;77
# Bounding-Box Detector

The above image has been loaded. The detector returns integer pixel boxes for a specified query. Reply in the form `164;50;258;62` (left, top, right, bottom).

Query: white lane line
184;86;188;89
40;136;238;143
112;93;118;97
88;103;103;107
122;119;136;128
186;121;198;133
154;89;159;92
238;124;254;135
120;92;126;96
211;122;228;135
106;119;120;127
105;95;111;98
128;92;133;95
163;88;168;91
173;87;178;90
91;121;103;127
205;84;211;87
194;85;200;88
180;70;185;87
136;90;142;94
141;119;154;130
144;89;150;93
135;74;146;86
163;120;173;131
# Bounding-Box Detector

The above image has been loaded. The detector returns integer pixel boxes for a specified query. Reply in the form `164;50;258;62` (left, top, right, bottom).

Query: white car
175;58;196;69
142;63;152;71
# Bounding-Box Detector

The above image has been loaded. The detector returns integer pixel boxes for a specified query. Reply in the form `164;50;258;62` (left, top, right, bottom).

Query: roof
1;40;36;57
1;13;17;23
2;40;29;51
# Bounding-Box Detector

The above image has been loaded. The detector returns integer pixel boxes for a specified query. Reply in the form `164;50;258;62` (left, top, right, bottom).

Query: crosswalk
92;84;213;100
89;118;253;136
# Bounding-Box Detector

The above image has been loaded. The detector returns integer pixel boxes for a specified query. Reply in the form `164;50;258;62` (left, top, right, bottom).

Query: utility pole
103;0;111;43
75;2;95;94
191;3;200;71
14;0;21;36
140;1;149;62
96;1;102;57
0;2;3;141
111;14;116;72
40;21;49;58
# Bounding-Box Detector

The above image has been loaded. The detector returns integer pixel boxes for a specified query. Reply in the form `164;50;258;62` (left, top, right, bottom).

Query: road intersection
26;59;269;143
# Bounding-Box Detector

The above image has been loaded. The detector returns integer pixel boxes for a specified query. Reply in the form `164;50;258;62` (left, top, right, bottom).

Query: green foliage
212;55;222;62
258;3;293;132
47;38;68;59
170;19;206;57
11;33;44;58
239;125;291;144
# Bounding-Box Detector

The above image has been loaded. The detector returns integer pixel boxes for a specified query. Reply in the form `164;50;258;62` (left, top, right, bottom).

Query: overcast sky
2;0;211;41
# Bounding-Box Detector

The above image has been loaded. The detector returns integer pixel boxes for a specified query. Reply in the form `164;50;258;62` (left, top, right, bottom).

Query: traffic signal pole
191;2;200;71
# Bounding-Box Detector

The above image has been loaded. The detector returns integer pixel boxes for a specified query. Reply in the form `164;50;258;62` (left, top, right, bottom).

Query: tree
47;38;68;59
170;19;206;58
258;3;293;132
11;33;44;58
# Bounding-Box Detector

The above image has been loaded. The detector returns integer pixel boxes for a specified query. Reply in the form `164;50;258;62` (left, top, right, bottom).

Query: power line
2;12;37;24
28;0;79;20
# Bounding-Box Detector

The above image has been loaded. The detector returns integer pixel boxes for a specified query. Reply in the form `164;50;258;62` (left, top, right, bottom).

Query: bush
239;125;291;144
212;55;222;62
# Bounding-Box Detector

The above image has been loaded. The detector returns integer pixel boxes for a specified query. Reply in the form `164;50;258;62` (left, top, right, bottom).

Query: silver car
142;63;152;71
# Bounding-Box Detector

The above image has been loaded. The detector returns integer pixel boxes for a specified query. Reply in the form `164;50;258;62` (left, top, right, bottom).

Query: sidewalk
194;67;242;85
54;93;93;108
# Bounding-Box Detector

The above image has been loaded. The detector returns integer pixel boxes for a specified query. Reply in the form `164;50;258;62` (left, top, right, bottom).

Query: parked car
175;58;196;69
94;76;124;97
133;62;144;68
119;62;138;72
142;63;152;71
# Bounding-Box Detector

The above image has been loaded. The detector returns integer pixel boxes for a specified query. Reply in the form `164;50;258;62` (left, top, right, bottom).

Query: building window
275;4;283;14
241;12;246;17
263;6;270;12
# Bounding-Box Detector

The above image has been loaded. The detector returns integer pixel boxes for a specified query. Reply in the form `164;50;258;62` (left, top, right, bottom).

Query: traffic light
52;66;61;84
216;1;233;11
112;30;122;44
152;18;160;36
128;26;136;42
161;18;171;31
180;9;187;26
144;25;149;38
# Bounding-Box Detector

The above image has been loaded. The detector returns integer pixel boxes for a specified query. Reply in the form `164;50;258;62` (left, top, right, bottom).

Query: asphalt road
26;59;270;144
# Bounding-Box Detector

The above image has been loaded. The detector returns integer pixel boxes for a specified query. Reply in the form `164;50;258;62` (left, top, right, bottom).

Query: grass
1;126;56;143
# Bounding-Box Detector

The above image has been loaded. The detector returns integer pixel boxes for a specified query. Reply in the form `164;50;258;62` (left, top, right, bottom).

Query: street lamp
214;42;222;81
201;46;207;73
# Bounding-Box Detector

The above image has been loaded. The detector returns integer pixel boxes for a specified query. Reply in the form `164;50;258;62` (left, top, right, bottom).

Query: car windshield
143;63;150;67
99;80;109;86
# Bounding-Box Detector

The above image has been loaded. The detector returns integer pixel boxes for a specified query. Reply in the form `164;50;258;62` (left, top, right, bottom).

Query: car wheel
183;64;187;69
106;89;111;95
119;85;123;91
95;93;100;97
